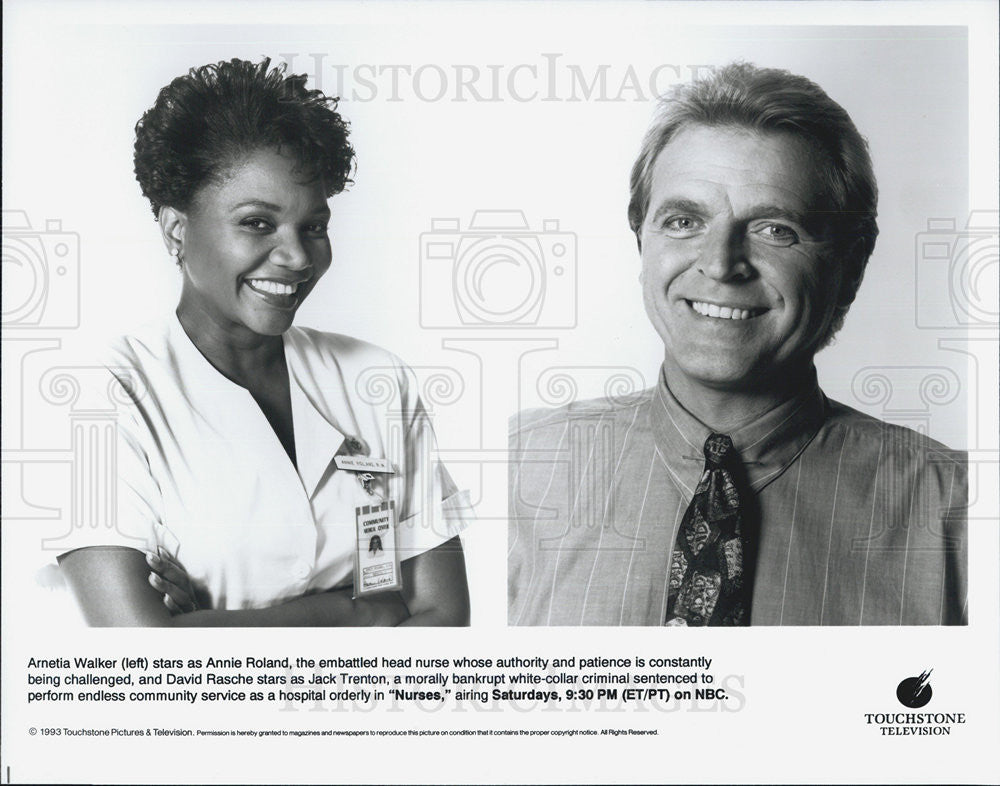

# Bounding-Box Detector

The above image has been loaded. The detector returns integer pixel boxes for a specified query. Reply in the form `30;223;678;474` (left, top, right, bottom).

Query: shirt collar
167;314;345;498
648;365;827;497
285;339;346;497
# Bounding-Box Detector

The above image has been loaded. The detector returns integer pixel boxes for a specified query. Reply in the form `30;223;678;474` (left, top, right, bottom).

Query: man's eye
663;216;703;235
756;223;799;246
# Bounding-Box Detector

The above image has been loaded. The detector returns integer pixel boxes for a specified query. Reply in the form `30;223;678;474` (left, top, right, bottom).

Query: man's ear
837;237;867;308
158;206;186;258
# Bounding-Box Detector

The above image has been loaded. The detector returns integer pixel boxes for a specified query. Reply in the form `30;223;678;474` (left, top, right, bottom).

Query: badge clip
359;472;375;495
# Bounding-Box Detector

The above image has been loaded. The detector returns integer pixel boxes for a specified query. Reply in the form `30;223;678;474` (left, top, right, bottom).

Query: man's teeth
689;300;758;320
247;279;299;296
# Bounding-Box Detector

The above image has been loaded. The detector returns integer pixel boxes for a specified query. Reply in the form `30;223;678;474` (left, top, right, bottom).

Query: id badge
353;500;403;597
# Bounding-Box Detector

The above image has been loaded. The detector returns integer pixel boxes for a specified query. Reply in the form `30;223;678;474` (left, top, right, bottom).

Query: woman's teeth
246;279;299;296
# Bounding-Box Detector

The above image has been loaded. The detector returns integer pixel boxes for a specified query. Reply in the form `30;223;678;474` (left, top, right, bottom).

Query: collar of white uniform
166;313;347;497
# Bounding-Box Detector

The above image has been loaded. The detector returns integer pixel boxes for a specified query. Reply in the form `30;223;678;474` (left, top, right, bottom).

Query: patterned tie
665;433;752;626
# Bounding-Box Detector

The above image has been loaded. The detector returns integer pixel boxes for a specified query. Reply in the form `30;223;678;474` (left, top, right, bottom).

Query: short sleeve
391;363;472;559
51;368;166;559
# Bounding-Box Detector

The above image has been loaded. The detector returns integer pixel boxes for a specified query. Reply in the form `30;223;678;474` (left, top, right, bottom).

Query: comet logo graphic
896;670;933;708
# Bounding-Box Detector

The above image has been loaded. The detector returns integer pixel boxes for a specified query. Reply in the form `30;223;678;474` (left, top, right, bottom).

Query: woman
58;58;470;626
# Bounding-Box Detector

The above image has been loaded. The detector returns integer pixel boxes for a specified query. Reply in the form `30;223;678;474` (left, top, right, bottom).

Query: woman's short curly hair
134;58;354;217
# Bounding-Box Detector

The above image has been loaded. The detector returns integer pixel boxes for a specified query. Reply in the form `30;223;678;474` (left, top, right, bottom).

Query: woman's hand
146;549;199;614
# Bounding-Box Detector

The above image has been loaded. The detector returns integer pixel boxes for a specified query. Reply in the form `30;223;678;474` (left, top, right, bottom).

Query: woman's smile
243;277;308;309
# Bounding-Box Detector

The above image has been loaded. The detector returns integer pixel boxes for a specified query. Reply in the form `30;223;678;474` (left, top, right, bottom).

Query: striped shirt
507;368;967;626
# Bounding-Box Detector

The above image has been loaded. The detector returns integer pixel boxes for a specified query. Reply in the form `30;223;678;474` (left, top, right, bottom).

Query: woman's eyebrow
229;200;331;219
230;199;282;212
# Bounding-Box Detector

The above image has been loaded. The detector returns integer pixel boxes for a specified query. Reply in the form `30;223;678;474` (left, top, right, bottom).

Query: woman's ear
158;206;186;259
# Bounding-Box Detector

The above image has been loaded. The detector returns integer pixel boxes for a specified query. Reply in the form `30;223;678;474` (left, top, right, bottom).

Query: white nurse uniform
63;315;469;610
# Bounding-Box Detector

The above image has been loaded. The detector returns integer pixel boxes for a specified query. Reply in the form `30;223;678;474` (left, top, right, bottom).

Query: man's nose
271;230;310;270
696;227;752;282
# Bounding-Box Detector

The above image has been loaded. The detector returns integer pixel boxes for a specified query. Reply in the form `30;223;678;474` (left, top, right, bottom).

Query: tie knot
703;433;735;466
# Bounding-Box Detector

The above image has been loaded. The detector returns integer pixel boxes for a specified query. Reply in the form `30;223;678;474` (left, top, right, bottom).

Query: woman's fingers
146;551;188;589
149;548;186;581
146;551;197;613
147;571;195;613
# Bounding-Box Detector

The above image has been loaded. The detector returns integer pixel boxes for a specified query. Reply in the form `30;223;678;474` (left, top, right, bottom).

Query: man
507;63;967;626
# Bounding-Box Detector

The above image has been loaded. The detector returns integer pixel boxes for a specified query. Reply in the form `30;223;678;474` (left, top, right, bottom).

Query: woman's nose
271;231;311;270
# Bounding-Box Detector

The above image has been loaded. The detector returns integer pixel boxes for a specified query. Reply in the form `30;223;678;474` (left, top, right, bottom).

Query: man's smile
685;299;767;321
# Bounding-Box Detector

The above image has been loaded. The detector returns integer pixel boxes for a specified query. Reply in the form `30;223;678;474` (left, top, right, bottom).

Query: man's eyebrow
648;199;707;224
749;205;813;227
752;205;838;238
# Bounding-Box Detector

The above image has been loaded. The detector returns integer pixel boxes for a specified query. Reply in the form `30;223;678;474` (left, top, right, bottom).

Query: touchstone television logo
863;668;966;737
896;669;932;708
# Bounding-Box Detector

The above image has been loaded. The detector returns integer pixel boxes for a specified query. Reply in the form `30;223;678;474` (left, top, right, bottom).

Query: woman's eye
757;223;800;246
240;218;273;232
304;223;329;236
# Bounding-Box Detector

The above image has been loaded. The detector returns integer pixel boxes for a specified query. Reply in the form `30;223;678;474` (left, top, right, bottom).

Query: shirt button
291;560;312;580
